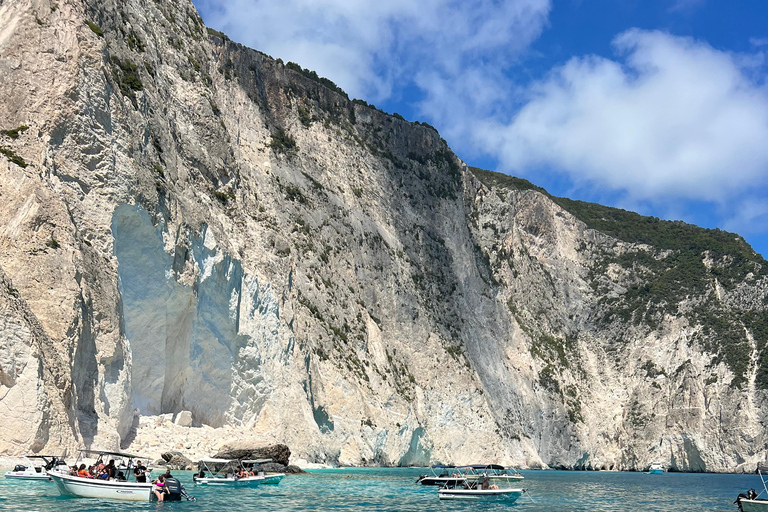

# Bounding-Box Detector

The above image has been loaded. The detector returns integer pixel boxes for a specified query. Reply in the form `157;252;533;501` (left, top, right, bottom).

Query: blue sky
192;0;768;258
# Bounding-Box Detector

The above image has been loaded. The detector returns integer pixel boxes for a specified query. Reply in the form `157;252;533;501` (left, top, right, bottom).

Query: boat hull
261;473;284;484
49;472;153;501
648;469;664;474
4;471;51;481
438;488;524;501
740;499;768;512
194;476;261;486
420;477;465;486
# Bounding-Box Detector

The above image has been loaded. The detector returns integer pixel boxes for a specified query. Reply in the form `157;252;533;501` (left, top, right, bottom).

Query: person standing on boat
134;460;148;482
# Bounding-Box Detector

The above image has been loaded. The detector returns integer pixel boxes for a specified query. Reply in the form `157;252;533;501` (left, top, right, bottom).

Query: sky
192;0;768;258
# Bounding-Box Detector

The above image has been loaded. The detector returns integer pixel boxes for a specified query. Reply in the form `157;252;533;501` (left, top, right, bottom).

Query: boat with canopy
3;455;68;480
193;458;262;486
417;463;523;486
736;465;768;512
193;457;285;485
47;449;193;502
437;466;526;501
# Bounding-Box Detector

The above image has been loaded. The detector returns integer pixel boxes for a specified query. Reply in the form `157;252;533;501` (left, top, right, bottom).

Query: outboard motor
164;477;183;501
164;478;196;501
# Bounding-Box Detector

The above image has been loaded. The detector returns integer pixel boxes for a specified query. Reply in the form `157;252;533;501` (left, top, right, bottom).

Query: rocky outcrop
158;451;194;470
0;0;766;472
214;443;290;467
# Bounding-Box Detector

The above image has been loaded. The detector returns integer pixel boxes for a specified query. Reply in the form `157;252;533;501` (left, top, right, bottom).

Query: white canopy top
242;459;272;464
199;458;235;463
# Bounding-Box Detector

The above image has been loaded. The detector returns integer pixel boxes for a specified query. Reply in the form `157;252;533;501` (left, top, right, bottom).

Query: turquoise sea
0;467;759;511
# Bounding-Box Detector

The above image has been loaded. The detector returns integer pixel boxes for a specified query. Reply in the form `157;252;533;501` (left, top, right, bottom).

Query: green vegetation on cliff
470;166;768;389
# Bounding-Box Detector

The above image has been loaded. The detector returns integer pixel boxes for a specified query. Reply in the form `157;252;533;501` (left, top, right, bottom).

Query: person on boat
153;474;169;501
77;464;90;478
134;460;147;482
68;465;78;476
164;469;173;479
106;460;117;479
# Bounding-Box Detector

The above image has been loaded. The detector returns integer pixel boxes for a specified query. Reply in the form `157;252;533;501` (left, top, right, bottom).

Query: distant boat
417;464;523;486
735;464;768;512
648;462;666;474
193;457;284;485
416;465;463;486
3;455;67;480
436;466;526;502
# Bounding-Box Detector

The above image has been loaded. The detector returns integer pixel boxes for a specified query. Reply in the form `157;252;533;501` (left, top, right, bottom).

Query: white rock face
0;0;766;472
174;411;193;427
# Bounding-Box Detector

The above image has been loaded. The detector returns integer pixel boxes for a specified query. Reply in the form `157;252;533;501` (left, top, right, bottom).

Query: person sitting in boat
489;484;499;490
153;474;169;501
68;465;78;476
77;464;90;478
134;460;148;482
236;468;248;479
105;460;117;480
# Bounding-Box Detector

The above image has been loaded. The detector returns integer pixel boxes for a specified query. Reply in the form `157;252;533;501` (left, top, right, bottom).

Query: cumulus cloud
192;0;550;103
481;29;768;204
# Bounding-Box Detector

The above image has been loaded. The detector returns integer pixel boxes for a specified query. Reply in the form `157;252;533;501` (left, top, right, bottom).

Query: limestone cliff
0;0;766;471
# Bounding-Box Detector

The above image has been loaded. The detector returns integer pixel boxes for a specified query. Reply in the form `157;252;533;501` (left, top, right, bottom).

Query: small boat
736;464;768;512
192;458;262;486
416;465;463;486
48;449;191;502
648;462;666;474
417;464;523;486
242;459;285;484
3;455;68;480
438;472;525;501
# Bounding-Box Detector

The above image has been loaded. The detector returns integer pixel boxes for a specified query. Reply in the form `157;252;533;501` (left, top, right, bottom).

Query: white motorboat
193;457;286;486
437;468;526;502
193;458;262;486
3;455;68;480
736;465;768;512
48;449;191;502
416;465;464;486
49;471;155;501
417;463;523;486
648;462;665;474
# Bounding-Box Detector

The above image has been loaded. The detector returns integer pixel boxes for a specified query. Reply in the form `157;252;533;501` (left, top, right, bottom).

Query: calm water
0;467;759;511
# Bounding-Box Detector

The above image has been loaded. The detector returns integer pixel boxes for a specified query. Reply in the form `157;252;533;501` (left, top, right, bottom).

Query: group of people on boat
69;459;121;480
236;468;259;479
66;459;155;484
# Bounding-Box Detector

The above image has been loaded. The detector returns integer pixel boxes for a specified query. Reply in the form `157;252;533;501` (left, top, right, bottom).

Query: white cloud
193;0;551;103
480;29;768;204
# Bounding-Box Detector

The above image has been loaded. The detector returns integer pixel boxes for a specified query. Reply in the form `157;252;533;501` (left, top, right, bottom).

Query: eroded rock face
213;443;291;467
0;0;766;472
